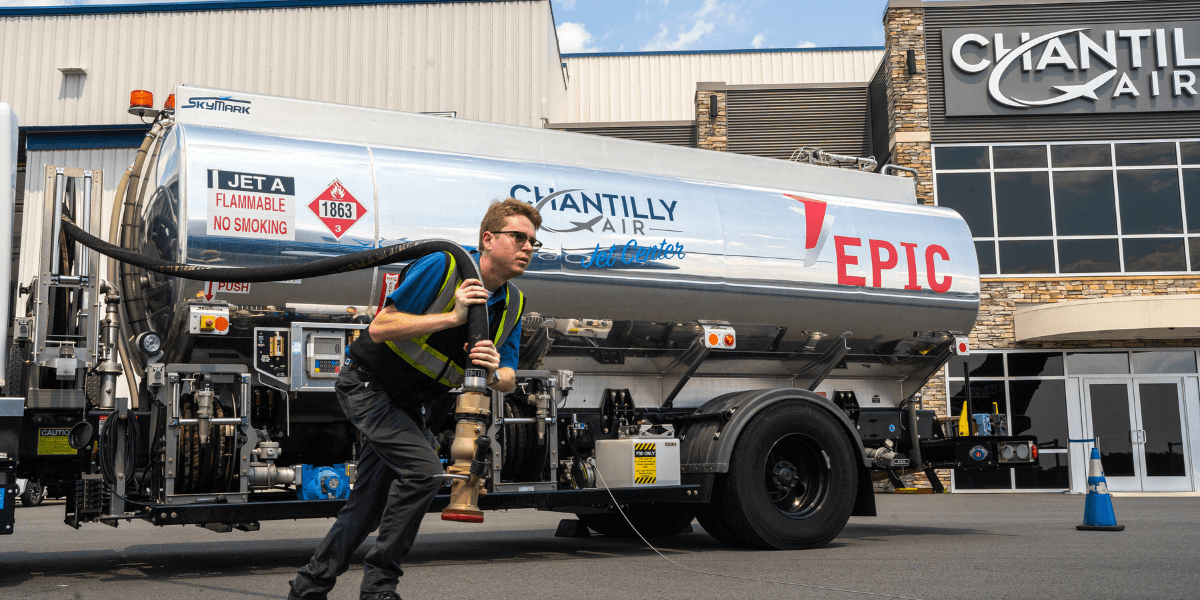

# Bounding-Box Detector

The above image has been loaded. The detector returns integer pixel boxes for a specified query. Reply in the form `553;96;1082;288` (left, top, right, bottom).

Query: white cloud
696;0;719;18
558;0;576;9
642;20;715;51
751;33;766;49
798;40;817;48
557;22;600;53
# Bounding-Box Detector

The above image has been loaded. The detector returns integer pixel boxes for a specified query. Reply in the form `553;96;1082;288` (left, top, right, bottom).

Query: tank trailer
0;88;1037;548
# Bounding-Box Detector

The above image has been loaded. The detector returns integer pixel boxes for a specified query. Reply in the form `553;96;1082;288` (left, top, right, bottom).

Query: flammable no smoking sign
309;179;367;240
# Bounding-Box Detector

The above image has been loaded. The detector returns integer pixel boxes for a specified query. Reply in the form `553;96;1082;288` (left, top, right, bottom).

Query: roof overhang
1014;296;1200;342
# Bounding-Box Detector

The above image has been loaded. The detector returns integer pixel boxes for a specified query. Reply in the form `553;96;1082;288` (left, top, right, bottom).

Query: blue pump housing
298;464;351;500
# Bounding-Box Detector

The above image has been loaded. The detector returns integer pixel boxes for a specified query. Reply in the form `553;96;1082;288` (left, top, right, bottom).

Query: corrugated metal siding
16;148;138;316
547;121;696;148
726;87;871;160
925;0;1200;143
0;1;564;128
868;61;891;164
563;49;884;123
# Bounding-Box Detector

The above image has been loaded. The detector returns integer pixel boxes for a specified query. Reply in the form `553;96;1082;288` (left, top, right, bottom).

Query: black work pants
291;365;442;598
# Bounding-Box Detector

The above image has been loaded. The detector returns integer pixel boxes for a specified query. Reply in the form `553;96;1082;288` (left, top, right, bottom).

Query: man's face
483;215;537;279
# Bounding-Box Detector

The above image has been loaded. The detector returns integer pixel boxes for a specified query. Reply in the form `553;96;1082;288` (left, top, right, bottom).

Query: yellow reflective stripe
492;285;510;345
430;253;459;315
386;339;464;387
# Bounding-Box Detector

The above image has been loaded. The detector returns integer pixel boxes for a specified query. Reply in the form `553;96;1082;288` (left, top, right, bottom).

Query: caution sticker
207;169;296;241
634;442;657;484
37;428;76;455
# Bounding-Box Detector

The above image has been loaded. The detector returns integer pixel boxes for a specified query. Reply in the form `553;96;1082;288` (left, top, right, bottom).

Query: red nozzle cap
129;90;154;109
441;510;484;523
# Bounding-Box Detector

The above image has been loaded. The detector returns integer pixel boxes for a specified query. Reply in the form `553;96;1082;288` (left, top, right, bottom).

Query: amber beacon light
164;93;176;111
128;90;158;117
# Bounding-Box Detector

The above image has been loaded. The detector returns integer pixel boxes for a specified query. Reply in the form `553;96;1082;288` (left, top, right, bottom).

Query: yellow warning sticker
634;442;656;484
37;428;76;455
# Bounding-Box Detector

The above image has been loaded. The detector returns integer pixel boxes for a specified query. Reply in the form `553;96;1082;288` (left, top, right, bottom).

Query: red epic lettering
869;240;897;288
926;245;952;293
835;237;953;294
834;237;866;286
899;242;922;290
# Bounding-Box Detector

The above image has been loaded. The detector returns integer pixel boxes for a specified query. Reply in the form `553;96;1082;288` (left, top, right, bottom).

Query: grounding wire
589;460;924;600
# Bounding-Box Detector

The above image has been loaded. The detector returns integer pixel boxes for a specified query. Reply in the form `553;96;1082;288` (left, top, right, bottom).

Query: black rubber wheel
20;480;47;507
577;505;696;538
705;401;857;550
5;343;26;397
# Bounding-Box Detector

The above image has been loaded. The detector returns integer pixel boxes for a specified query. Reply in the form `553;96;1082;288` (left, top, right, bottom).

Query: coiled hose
60;214;491;346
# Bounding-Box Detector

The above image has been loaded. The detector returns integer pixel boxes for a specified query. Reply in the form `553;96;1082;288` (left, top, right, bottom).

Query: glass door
1133;379;1190;492
1082;379;1191;492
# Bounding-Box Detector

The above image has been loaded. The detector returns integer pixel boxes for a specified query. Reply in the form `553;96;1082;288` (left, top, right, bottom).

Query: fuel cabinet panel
594;439;681;487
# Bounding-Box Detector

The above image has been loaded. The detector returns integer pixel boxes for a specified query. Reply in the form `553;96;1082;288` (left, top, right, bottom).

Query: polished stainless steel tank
135;87;979;360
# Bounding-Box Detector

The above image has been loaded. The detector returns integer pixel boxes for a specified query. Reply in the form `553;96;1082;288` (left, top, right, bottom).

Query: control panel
306;333;345;379
188;306;230;335
253;328;290;381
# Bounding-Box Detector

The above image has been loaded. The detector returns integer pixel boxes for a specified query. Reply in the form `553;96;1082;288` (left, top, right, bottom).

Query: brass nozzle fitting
441;390;491;523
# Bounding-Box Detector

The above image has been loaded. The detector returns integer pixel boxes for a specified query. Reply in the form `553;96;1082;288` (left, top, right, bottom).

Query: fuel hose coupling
442;376;492;523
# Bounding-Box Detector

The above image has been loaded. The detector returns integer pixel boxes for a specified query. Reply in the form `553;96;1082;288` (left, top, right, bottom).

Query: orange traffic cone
1077;448;1124;531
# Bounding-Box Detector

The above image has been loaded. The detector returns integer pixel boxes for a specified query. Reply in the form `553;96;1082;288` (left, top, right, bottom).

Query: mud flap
850;464;876;517
1;483;15;534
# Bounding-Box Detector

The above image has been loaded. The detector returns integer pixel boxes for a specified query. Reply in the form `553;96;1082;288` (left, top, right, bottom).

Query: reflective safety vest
384;252;525;387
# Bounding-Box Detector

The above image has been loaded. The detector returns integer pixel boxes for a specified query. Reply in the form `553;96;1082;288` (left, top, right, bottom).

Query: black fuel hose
60;215;491;347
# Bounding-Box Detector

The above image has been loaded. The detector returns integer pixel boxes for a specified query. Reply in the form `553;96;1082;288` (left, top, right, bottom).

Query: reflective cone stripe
1078;447;1125;531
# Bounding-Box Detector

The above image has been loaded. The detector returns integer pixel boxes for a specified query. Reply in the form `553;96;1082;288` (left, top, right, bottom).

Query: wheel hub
772;461;798;492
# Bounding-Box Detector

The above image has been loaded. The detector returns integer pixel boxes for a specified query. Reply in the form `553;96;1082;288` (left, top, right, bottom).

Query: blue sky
6;0;893;54
552;0;889;54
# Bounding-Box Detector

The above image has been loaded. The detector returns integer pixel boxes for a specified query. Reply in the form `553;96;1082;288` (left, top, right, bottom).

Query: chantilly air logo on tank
509;184;686;269
942;22;1200;116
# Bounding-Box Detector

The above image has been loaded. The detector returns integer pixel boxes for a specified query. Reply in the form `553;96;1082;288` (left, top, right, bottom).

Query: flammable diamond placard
308;179;366;240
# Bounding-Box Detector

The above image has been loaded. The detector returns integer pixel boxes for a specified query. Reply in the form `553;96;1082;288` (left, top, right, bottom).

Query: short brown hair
479;198;542;250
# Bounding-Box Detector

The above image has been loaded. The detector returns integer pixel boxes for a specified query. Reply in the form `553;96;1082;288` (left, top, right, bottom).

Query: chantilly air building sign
943;22;1200;116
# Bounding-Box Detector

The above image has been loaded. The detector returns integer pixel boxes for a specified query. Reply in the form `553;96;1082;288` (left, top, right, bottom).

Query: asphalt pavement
2;493;1198;600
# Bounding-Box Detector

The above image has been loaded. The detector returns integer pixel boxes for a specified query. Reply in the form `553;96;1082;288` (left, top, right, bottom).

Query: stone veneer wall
884;7;933;205
695;91;727;152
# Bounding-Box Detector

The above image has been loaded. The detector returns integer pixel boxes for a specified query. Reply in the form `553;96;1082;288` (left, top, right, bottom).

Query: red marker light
1031;444;1038;459
724;334;735;347
958;342;968;353
164;94;176;110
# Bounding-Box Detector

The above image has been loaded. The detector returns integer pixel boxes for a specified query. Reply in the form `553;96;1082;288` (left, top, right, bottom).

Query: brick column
884;5;932;205
696;86;727;151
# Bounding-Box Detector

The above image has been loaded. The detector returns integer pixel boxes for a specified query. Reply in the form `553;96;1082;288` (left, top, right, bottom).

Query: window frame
933;140;1200;277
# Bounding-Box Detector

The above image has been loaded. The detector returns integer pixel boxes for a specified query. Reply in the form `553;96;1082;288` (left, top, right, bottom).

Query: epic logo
786;194;952;293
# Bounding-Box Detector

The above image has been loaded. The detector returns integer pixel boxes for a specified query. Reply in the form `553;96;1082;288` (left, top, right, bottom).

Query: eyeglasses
491;230;542;251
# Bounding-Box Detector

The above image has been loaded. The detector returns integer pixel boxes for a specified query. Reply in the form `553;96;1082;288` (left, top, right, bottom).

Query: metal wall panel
0;1;565;128
17;148;139;317
925;0;1200;143
562;49;884;123
868;61;891;165
547;120;696;147
726;86;872;160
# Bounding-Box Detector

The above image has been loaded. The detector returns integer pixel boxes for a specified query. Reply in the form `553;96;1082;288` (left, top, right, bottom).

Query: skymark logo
180;96;252;114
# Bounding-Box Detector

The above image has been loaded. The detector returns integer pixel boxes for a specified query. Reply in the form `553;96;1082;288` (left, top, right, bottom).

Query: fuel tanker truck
0;86;1037;549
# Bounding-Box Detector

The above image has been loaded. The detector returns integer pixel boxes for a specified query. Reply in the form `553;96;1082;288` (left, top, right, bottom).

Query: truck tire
577;505;695;538
5;343;25;397
20;480;47;507
705;401;857;550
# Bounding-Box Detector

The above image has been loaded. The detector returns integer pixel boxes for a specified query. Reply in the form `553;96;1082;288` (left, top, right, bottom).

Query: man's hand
452;279;490;326
465;340;500;371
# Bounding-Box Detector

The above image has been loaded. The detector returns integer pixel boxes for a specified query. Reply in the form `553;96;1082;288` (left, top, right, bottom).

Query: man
290;198;542;600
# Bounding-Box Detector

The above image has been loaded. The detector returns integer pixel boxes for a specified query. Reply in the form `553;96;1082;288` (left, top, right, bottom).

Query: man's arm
368;277;490;343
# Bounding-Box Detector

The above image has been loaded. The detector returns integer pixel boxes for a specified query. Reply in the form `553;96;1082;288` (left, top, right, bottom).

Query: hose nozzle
442;390;491;523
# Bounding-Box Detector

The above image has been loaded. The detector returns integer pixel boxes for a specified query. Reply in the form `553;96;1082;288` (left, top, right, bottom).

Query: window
946;351;1070;491
934;141;1200;276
